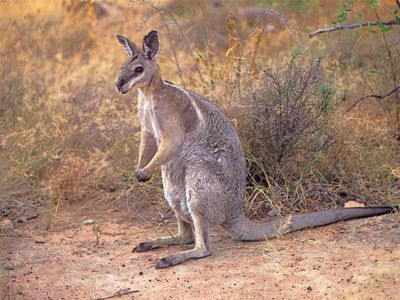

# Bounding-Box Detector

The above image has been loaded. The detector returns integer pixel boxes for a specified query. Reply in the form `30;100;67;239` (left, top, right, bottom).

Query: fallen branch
309;20;400;38
344;86;400;113
94;288;139;300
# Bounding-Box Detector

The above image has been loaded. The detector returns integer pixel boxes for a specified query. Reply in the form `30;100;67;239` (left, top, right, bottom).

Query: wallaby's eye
135;66;144;73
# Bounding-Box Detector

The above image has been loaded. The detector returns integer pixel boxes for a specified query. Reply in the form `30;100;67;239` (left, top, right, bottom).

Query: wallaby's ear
143;30;159;60
115;34;137;56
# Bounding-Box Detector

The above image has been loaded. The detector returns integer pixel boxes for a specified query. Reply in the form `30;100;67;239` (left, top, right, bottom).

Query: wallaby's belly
161;160;192;223
160;140;245;225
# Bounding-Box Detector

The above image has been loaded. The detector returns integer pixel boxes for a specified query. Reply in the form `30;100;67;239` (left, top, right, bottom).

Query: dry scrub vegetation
0;0;399;222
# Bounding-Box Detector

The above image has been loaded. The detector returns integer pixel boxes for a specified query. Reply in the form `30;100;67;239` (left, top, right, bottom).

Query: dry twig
309;20;400;38
94;288;139;300
344;86;400;113
130;0;188;88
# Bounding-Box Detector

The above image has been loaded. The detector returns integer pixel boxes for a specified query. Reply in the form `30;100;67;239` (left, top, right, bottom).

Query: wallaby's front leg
137;130;157;171
156;212;211;269
133;216;194;252
137;118;185;181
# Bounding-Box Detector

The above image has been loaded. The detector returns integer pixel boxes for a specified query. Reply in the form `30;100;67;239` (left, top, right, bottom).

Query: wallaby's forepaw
133;242;158;252
136;169;151;182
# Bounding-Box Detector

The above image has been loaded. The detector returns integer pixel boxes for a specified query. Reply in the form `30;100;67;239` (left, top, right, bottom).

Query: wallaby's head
115;30;159;94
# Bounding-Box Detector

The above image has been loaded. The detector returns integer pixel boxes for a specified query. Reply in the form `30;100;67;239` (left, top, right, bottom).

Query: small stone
1;219;14;230
34;237;46;244
139;271;144;276
83;219;95;225
307;286;312;291
17;217;28;223
4;263;13;270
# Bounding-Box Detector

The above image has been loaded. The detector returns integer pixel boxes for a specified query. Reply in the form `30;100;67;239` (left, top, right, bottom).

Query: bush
241;53;341;216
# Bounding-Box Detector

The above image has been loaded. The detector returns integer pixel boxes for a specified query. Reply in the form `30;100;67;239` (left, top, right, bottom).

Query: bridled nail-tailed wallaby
115;30;397;269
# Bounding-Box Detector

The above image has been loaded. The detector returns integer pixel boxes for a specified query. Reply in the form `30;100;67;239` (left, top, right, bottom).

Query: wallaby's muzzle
115;77;128;94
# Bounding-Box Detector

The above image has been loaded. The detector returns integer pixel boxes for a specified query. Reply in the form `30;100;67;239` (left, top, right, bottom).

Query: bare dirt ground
1;203;399;300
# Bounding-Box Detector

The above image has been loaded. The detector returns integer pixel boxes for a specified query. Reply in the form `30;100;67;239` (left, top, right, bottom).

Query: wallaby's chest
138;98;161;142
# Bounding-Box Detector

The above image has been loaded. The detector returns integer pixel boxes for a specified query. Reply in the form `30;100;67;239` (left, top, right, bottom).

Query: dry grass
0;0;399;222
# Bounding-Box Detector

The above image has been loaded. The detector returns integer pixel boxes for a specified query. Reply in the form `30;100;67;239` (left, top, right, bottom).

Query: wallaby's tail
225;207;397;241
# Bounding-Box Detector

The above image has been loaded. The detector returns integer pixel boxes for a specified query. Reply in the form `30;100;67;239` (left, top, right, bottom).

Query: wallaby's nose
116;78;124;92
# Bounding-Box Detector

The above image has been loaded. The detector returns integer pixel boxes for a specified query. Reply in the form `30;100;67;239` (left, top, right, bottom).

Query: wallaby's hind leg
156;212;211;269
133;215;194;252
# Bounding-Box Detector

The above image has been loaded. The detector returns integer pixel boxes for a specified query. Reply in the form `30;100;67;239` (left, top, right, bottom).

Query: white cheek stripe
126;73;145;89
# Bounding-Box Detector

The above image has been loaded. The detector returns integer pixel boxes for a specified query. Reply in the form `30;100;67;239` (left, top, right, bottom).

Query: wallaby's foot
132;236;195;253
155;210;212;269
155;248;211;269
133;241;159;252
133;216;194;252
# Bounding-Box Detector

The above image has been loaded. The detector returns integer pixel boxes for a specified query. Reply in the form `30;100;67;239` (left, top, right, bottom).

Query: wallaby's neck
139;67;165;100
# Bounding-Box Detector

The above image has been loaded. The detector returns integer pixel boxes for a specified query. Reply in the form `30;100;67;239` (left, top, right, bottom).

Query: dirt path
1;205;399;300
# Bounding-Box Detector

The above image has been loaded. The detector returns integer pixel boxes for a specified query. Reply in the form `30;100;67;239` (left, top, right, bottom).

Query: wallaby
115;30;396;269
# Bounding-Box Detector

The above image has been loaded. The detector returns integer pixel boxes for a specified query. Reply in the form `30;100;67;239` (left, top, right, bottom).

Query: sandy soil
1;204;399;300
